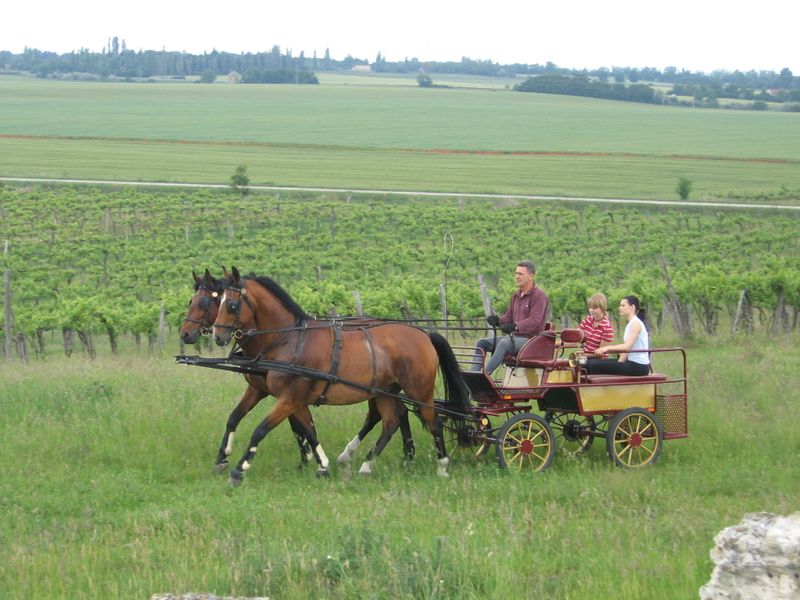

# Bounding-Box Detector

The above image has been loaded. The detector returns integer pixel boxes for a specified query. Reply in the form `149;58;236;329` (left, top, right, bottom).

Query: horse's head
180;269;223;344
213;266;255;346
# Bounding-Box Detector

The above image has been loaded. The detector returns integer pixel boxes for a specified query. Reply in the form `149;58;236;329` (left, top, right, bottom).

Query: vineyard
1;183;798;359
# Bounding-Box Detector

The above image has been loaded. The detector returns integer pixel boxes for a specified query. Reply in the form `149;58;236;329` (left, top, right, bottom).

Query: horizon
3;43;795;77
2;1;799;74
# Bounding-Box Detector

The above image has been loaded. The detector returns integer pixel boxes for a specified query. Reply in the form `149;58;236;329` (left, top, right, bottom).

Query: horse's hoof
358;461;373;475
213;461;229;474
336;452;352;465
228;469;244;486
316;468;330;478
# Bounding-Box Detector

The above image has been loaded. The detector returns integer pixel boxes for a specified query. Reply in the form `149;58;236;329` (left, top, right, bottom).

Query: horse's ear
203;268;214;286
192;270;202;283
232;266;241;283
222;266;230;279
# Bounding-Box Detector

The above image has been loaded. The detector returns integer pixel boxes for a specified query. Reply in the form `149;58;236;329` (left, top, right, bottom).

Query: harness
219;280;395;407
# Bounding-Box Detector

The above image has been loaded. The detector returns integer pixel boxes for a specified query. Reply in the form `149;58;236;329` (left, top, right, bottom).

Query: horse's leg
358;398;401;475
412;402;449;477
288;408;316;467
214;384;266;473
337;398;381;465
401;376;450;477
290;406;330;477
398;404;415;459
230;398;327;486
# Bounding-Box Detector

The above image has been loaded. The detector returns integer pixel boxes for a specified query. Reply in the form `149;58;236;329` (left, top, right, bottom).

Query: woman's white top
624;316;650;365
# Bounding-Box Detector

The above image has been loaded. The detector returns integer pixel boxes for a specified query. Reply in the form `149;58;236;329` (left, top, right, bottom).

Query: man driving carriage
474;260;549;375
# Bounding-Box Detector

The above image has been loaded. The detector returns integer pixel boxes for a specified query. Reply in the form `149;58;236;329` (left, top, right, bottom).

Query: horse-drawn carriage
447;325;688;471
177;268;688;484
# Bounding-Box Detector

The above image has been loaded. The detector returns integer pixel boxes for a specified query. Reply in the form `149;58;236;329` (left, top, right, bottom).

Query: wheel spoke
617;442;633;461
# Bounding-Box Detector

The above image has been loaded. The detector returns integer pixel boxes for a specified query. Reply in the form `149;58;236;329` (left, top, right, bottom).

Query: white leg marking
242;460;251;471
437;456;450;478
358;460;373;475
315;444;330;470
224;432;235;456
337;435;361;464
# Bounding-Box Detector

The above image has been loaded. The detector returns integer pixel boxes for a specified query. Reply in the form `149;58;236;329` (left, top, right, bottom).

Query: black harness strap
314;322;343;406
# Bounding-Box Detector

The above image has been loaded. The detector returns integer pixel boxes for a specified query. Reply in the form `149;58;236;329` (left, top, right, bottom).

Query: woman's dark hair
623;295;646;326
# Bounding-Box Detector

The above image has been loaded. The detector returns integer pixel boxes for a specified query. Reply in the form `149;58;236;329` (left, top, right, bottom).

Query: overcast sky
3;0;798;73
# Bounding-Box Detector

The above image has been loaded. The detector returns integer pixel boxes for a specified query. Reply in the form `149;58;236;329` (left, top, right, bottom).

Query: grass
1;75;799;198
2;136;800;200
1;335;797;599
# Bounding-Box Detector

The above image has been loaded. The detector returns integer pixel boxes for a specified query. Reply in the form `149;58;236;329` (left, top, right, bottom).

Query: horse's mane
245;273;309;319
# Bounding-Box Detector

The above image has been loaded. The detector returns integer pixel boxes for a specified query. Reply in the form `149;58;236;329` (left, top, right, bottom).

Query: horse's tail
428;332;471;420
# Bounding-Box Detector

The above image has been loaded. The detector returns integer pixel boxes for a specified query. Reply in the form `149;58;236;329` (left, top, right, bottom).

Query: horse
212;266;470;485
179;269;322;472
178;269;418;475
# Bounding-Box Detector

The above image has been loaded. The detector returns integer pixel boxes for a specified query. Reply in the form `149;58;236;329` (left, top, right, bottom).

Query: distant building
228;71;242;83
351;65;371;73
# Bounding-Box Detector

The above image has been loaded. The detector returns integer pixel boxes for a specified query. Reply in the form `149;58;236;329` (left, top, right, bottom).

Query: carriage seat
584;373;668;384
504;330;557;368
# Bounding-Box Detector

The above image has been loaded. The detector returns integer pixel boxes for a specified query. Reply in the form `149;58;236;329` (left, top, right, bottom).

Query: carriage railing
452;345;486;373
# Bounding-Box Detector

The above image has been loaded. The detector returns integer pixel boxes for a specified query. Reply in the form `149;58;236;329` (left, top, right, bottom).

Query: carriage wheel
605;408;663;468
441;417;474;458
546;412;596;458
495;413;555;472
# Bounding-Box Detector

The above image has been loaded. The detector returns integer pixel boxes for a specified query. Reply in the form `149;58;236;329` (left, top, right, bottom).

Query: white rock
699;512;800;600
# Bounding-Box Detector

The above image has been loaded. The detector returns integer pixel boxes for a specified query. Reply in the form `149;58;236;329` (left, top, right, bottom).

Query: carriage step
584;373;668;384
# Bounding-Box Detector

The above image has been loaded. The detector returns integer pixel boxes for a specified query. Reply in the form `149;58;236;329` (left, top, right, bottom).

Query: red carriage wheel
495;413;555;472
605;408;663;468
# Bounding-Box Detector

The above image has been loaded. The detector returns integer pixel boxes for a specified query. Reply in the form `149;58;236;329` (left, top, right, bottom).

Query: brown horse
212;267;470;485
179;269;321;472
178;269;418;475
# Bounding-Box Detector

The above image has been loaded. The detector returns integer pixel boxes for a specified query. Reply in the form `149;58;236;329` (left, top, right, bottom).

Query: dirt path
1;176;798;212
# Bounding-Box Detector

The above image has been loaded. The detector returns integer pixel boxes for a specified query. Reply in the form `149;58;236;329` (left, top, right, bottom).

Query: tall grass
1;335;797;599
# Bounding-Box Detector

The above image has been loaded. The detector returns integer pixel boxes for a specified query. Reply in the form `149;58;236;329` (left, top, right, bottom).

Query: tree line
2;41;797;100
513;74;660;104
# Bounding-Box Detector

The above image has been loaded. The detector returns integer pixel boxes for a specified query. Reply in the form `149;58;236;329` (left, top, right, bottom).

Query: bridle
183;285;221;336
215;282;257;340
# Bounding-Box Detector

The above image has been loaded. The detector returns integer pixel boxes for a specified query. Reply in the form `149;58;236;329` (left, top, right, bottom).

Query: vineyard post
157;306;166;354
658;256;690;339
3;240;12;364
478;275;493;336
442;232;454;339
439;283;447;337
352;291;364;316
732;289;752;334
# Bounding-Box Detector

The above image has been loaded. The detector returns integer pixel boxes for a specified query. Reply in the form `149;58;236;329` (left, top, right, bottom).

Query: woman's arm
596;320;642;355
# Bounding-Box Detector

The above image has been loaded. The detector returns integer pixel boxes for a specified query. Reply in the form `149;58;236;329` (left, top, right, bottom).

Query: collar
515;284;537;298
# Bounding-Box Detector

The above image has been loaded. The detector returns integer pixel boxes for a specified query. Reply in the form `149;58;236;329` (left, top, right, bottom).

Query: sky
3;0;799;73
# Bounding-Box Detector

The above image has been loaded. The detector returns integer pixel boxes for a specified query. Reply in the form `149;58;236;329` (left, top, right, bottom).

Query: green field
1;71;799;600
1;337;797;599
1;75;799;198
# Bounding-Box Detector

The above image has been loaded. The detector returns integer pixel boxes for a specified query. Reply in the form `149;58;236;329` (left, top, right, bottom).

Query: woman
586;295;650;376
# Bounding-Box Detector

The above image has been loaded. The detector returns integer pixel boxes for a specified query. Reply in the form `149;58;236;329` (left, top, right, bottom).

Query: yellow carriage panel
579;383;657;413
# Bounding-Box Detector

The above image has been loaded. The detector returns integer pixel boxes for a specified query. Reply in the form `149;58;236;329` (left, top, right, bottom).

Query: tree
417;72;432;88
198;69;216;83
676;177;693;200
230;165;250;195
